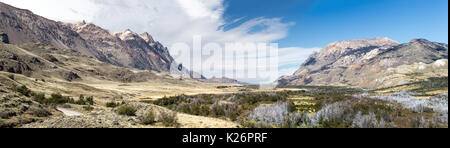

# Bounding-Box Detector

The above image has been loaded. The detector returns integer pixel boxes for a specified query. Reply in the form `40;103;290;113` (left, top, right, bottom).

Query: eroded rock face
278;38;448;88
60;70;81;82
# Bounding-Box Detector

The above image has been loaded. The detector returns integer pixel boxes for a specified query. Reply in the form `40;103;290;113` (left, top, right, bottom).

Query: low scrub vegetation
159;110;179;127
106;101;120;108
27;107;52;117
139;109;156;125
116;105;137;116
83;105;94;111
13;85;96;106
75;95;95;105
154;91;302;121
154;85;448;128
372;93;448;113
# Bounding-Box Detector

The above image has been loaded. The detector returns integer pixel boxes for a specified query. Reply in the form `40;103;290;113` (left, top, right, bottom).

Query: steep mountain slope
0;2;177;73
67;22;173;72
278;38;448;88
0;2;106;61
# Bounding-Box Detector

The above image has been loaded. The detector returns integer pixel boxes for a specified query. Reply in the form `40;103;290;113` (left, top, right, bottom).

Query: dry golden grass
288;96;316;101
375;84;422;94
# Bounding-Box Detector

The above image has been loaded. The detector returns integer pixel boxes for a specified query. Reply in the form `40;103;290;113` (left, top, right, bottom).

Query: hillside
0;2;188;75
278;38;448;88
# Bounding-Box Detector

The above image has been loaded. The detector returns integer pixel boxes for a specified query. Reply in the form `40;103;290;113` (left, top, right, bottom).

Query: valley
0;1;448;128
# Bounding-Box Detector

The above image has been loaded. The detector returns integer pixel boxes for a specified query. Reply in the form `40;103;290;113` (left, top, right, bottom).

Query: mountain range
277;37;448;88
0;2;199;78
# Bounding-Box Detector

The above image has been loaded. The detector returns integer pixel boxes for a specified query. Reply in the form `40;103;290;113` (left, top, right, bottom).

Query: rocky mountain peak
300;37;399;68
322;37;398;55
140;32;155;43
404;38;449;53
410;38;431;43
278;37;448;88
114;29;141;41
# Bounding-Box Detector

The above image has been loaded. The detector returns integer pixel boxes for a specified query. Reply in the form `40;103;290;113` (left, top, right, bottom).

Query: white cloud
276;47;321;76
0;0;317;83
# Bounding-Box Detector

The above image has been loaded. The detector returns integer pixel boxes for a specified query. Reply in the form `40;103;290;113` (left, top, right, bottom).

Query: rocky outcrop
0;85;54;128
278;38;448;88
0;32;9;43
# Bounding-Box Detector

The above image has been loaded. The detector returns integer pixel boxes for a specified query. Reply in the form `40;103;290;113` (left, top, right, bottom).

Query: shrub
16;85;32;97
44;93;72;105
83;105;94;111
140;109;156;125
75;95;86;105
86;96;94;105
106;101;119;108
75;95;94;105
33;93;46;104
28;107;52;117
117;105;137;116
8;75;14;80
217;86;230;89
160;110;179;127
154;96;180;106
211;102;240;121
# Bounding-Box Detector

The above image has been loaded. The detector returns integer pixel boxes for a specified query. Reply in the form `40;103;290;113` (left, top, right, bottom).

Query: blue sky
224;0;449;48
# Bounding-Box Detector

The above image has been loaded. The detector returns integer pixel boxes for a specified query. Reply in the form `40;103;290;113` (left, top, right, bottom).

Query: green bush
28;107;52;117
160;111;179;127
140;109;156;125
83;105;94;111
154;96;180;106
44;93;72;105
106;101;119;108
8;75;14;80
86;96;94;105
33;93;46;104
75;95;94;105
117;105;137;116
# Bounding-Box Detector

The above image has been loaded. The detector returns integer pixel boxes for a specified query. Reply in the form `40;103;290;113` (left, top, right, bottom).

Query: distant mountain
199;77;246;84
277;38;448;88
0;2;106;61
0;2;191;75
